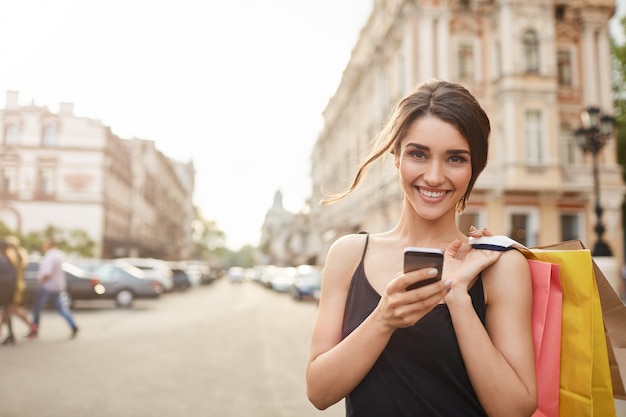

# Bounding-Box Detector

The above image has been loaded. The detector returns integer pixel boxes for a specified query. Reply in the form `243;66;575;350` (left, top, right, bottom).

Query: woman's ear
394;150;400;168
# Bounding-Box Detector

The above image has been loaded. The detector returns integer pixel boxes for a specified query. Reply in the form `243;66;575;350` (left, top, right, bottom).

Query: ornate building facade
308;0;624;286
0;91;195;260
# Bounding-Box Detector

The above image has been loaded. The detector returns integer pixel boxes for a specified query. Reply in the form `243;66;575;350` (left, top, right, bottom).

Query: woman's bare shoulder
324;233;369;280
327;233;369;262
483;249;531;303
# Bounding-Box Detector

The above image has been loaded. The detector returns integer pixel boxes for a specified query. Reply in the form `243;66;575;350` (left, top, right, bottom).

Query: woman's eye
409;150;426;159
449;155;469;164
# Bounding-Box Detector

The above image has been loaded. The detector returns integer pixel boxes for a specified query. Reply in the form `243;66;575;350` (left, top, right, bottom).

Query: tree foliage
611;14;626;255
0;222;96;257
191;206;227;265
612;14;626;179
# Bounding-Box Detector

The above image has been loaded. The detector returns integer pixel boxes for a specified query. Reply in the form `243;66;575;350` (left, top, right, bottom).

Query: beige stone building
308;0;624;286
0;91;195;260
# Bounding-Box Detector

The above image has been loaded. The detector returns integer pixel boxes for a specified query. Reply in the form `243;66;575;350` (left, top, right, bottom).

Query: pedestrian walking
28;238;79;339
2;236;37;338
0;239;17;345
306;80;537;416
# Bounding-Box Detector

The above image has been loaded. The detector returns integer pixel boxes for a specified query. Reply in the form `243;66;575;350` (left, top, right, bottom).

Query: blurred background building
302;0;624;289
0;90;195;260
1;0;623;292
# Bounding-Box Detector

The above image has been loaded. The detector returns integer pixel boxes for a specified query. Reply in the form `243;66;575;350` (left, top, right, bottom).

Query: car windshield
63;262;90;277
95;262;144;279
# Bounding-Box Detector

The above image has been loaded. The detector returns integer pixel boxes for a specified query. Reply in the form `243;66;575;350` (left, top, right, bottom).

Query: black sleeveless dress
341;234;488;417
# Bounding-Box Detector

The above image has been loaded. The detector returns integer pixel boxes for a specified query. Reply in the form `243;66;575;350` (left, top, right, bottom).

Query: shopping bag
536;240;626;402
470;236;621;416
527;259;562;417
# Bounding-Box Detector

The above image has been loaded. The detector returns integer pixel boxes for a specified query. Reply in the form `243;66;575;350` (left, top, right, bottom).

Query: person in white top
28;238;79;339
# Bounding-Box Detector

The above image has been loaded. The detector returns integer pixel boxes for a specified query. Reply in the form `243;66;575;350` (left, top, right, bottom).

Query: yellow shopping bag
526;247;614;417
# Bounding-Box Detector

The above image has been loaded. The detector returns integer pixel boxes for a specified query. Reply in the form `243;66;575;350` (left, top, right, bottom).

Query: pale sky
0;0;374;250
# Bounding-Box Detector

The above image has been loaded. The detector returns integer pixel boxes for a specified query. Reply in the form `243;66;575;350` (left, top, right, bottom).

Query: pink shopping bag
528;259;562;417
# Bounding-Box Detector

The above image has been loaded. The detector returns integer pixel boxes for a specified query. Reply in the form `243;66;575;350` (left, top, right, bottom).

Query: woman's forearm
307;308;394;410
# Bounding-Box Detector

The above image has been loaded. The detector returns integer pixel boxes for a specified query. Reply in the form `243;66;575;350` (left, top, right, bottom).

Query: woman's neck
388;204;466;248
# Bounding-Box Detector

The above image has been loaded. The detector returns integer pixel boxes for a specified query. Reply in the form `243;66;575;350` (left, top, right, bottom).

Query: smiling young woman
306;80;537;417
396;115;473;222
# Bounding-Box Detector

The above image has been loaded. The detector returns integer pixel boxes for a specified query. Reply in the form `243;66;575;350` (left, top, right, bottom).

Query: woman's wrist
444;287;472;310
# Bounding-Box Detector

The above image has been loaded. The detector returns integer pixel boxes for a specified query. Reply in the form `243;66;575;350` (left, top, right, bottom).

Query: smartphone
403;247;444;290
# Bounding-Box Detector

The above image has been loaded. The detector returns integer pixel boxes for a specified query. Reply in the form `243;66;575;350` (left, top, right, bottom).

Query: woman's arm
306;234;450;409
306;234;392;409
447;248;537;417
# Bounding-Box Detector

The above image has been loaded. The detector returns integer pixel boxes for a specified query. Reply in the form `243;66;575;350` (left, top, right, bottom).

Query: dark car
23;261;106;308
92;261;164;308
171;268;192;290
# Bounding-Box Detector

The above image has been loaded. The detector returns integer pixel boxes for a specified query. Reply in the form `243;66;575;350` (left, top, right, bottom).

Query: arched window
523;29;540;73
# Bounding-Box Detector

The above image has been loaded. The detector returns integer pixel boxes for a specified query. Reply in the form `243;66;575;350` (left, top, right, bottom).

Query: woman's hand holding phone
403;247;444;290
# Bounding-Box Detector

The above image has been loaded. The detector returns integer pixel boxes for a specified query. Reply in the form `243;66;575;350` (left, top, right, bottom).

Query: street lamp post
574;106;616;257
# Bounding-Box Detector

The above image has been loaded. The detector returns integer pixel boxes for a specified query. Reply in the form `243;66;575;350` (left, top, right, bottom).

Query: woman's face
395;115;472;220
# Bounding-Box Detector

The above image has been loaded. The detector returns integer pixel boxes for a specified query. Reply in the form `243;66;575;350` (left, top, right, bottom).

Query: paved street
0;279;345;417
2;277;625;417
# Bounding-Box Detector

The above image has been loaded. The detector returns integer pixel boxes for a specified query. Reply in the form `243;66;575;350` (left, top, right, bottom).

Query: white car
114;257;174;292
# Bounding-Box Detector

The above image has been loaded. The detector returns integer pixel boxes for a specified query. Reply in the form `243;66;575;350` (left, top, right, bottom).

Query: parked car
23;261;107;308
92;261;164;308
178;260;214;285
266;266;297;292
227;266;245;283
171;267;192;290
115;257;174;292
258;265;277;287
290;265;322;301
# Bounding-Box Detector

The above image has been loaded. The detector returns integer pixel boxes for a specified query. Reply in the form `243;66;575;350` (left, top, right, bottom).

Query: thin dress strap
358;232;369;260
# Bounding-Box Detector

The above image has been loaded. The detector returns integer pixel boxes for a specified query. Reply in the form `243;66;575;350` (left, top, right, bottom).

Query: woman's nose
423;161;444;185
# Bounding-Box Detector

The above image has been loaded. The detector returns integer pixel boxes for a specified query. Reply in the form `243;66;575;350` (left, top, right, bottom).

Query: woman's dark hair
322;79;490;212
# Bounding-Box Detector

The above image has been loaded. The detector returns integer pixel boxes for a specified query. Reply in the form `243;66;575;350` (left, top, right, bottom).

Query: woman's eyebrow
448;149;471;156
404;142;470;155
404;142;429;150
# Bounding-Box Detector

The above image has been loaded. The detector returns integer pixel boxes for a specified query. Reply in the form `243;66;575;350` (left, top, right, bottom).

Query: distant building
0;91;195;260
260;190;294;265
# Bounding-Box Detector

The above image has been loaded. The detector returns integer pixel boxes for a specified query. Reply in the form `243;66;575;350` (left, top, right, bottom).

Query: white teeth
419;189;446;198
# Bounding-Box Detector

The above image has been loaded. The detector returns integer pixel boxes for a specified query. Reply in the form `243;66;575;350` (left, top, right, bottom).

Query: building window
565;133;577;164
1;167;17;194
510;213;529;246
4;123;20;146
505;207;539;247
560;213;580;241
37;168;55;195
397;52;406;95
523;29;540;73
557;49;572;86
525;110;544;163
458;43;474;80
378;68;389;115
494;41;501;78
558;127;578;165
42;124;58;147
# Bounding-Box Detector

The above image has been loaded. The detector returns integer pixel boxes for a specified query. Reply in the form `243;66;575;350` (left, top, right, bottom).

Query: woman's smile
416;186;448;199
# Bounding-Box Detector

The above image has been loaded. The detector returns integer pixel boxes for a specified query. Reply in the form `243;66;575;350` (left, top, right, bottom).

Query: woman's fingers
468;225;494;237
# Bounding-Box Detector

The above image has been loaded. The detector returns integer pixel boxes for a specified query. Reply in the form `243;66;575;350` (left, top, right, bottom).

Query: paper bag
525;243;616;416
470;236;625;416
536;240;626;401
528;259;562;417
